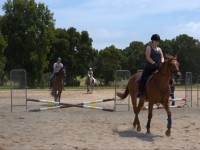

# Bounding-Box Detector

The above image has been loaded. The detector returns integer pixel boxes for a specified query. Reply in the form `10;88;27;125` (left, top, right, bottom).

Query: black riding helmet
151;34;160;41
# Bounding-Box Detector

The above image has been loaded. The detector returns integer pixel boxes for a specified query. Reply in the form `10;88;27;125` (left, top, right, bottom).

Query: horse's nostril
176;72;182;78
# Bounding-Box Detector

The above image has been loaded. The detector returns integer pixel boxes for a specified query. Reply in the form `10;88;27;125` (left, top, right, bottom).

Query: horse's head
165;55;182;78
59;67;66;77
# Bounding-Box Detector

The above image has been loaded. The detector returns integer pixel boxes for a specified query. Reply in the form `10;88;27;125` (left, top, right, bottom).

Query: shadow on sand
112;128;163;142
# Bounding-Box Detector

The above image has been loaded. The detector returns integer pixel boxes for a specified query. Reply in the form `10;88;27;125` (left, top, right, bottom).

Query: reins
150;58;177;102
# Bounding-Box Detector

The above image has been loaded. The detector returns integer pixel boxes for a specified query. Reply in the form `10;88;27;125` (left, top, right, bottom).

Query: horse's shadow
112;128;163;142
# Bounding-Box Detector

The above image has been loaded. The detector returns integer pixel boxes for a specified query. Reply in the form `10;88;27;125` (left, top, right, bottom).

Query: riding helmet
151;34;160;41
57;57;61;61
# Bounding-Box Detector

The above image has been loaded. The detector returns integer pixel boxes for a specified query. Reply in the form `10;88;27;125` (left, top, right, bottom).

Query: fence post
183;72;192;107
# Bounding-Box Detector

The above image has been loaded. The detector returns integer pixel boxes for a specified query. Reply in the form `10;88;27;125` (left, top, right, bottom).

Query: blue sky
1;0;200;50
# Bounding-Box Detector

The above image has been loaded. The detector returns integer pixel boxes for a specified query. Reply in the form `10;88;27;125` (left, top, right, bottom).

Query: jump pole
28;104;114;112
143;98;186;110
27;98;114;106
143;105;182;110
169;98;186;101
27;98;115;112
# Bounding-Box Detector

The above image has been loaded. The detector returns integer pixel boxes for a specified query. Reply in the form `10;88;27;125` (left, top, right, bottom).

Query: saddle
136;71;158;98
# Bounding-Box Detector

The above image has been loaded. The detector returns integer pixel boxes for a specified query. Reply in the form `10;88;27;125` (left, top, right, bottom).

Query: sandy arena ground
0;88;200;150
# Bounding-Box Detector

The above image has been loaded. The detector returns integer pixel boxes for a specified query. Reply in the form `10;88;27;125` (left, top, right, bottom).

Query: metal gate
10;69;27;112
184;72;192;107
197;75;200;107
114;70;131;111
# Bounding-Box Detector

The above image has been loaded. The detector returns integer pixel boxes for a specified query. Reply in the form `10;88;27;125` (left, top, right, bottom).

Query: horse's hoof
137;126;141;132
133;123;137;129
165;130;171;136
146;131;151;134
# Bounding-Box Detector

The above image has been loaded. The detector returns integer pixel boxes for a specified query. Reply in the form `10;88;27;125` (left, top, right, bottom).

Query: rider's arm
60;63;64;68
145;46;155;64
53;63;57;71
159;48;164;63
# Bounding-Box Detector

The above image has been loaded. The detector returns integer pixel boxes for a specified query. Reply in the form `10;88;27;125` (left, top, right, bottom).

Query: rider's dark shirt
146;46;161;66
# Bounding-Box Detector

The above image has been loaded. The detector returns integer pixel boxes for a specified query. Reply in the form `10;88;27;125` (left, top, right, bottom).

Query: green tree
159;39;175;56
76;31;98;77
0;30;7;85
48;27;97;86
1;0;55;87
95;45;124;85
48;28;70;73
173;34;200;81
122;41;145;74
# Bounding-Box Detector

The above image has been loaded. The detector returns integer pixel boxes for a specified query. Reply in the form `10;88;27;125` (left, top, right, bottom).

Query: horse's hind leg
131;95;144;132
134;99;144;132
131;95;138;129
87;85;89;94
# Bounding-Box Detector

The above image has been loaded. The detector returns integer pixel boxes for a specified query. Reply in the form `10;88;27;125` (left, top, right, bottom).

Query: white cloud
1;0;200;49
163;21;200;41
89;28;127;50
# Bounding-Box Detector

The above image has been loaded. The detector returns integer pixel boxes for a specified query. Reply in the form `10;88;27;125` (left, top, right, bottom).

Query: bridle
152;57;181;101
158;58;180;78
167;58;181;77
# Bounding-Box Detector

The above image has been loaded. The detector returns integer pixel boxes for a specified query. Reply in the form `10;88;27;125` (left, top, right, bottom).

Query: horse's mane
156;54;176;74
164;54;177;61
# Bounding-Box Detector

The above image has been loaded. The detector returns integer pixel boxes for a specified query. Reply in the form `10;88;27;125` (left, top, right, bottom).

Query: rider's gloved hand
152;62;161;69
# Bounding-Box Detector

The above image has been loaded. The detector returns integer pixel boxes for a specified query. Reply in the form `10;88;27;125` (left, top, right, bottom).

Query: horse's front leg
58;89;62;103
162;101;172;136
91;84;93;93
54;90;59;102
146;102;153;134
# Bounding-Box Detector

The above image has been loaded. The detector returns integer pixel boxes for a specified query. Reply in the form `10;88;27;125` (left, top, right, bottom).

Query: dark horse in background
117;55;182;136
51;68;66;102
86;75;95;94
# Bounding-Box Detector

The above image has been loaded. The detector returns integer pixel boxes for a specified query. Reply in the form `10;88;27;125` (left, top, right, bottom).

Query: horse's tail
116;85;129;100
116;72;140;100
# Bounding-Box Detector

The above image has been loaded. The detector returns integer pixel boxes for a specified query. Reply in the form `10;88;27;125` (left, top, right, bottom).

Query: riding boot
136;79;145;98
136;83;142;98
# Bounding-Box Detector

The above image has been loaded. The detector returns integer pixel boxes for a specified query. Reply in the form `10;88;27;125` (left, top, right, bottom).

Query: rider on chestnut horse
136;34;164;98
49;57;63;89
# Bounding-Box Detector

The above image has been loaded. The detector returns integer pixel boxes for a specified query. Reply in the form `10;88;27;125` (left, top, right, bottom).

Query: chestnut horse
51;68;66;102
117;55;182;136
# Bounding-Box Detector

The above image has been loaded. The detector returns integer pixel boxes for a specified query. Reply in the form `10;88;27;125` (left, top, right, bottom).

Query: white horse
86;75;95;94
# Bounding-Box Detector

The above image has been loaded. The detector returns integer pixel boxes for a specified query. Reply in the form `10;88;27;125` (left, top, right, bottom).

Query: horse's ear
174;54;177;59
164;53;170;61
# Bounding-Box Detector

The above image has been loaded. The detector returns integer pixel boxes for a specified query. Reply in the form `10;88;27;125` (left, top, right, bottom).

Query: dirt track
0;89;200;150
